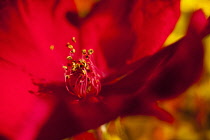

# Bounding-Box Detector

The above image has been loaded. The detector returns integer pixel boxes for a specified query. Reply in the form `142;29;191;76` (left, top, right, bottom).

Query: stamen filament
63;37;101;98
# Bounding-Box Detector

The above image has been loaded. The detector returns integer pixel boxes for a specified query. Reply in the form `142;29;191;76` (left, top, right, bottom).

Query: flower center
63;37;101;98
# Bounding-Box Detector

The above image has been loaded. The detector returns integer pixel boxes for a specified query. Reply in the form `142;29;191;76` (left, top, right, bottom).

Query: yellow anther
70;49;76;53
50;45;55;50
88;49;94;55
72;37;76;43
82;70;87;75
72;67;76;71
82;49;87;55
68;45;74;49
72;63;77;71
65;75;70;78
67;56;73;60
66;42;74;49
79;59;85;63
62;66;68;69
76;63;80;68
79;59;87;67
72;62;76;66
86;66;90;70
83;63;87;67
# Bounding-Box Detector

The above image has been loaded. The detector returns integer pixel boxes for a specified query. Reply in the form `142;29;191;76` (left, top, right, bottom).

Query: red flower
0;0;209;140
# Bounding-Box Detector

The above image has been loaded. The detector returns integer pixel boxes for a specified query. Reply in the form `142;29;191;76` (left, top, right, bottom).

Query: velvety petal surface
0;0;78;139
0;1;207;140
130;0;181;61
0;0;78;82
0;61;56;140
102;10;208;100
74;0;180;73
35;87;167;140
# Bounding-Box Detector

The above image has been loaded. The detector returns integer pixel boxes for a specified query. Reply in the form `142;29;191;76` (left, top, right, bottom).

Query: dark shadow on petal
101;41;179;95
29;78;78;100
0;57;17;66
51;0;60;16
66;12;81;28
36;101;81;140
102;10;207;100
0;0;8;9
147;35;203;100
71;0;138;70
0;135;8;140
84;0;136;20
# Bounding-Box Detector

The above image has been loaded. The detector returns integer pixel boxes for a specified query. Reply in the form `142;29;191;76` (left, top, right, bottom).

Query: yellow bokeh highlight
204;36;210;76
182;0;210;15
165;0;210;46
74;0;99;17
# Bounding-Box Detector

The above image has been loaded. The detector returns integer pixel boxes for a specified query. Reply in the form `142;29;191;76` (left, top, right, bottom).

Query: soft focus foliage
69;0;210;140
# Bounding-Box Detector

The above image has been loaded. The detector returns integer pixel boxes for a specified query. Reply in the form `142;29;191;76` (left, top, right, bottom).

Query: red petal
201;17;210;37
72;132;97;140
0;0;78;81
103;10;207;100
78;0;180;72
0;62;55;140
36;88;173;139
78;0;136;73
131;0;180;61
36;94;131;139
145;10;208;100
122;99;174;123
188;10;209;35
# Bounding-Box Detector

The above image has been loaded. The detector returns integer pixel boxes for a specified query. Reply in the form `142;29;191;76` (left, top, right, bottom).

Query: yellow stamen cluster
51;37;101;98
70;59;90;73
63;37;95;74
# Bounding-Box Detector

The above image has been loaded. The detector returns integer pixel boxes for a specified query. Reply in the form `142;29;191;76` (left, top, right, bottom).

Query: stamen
88;49;94;55
63;37;101;98
66;56;73;60
82;49;87;55
72;37;76;43
70;49;76;53
66;43;74;49
50;45;55;50
62;66;67;70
